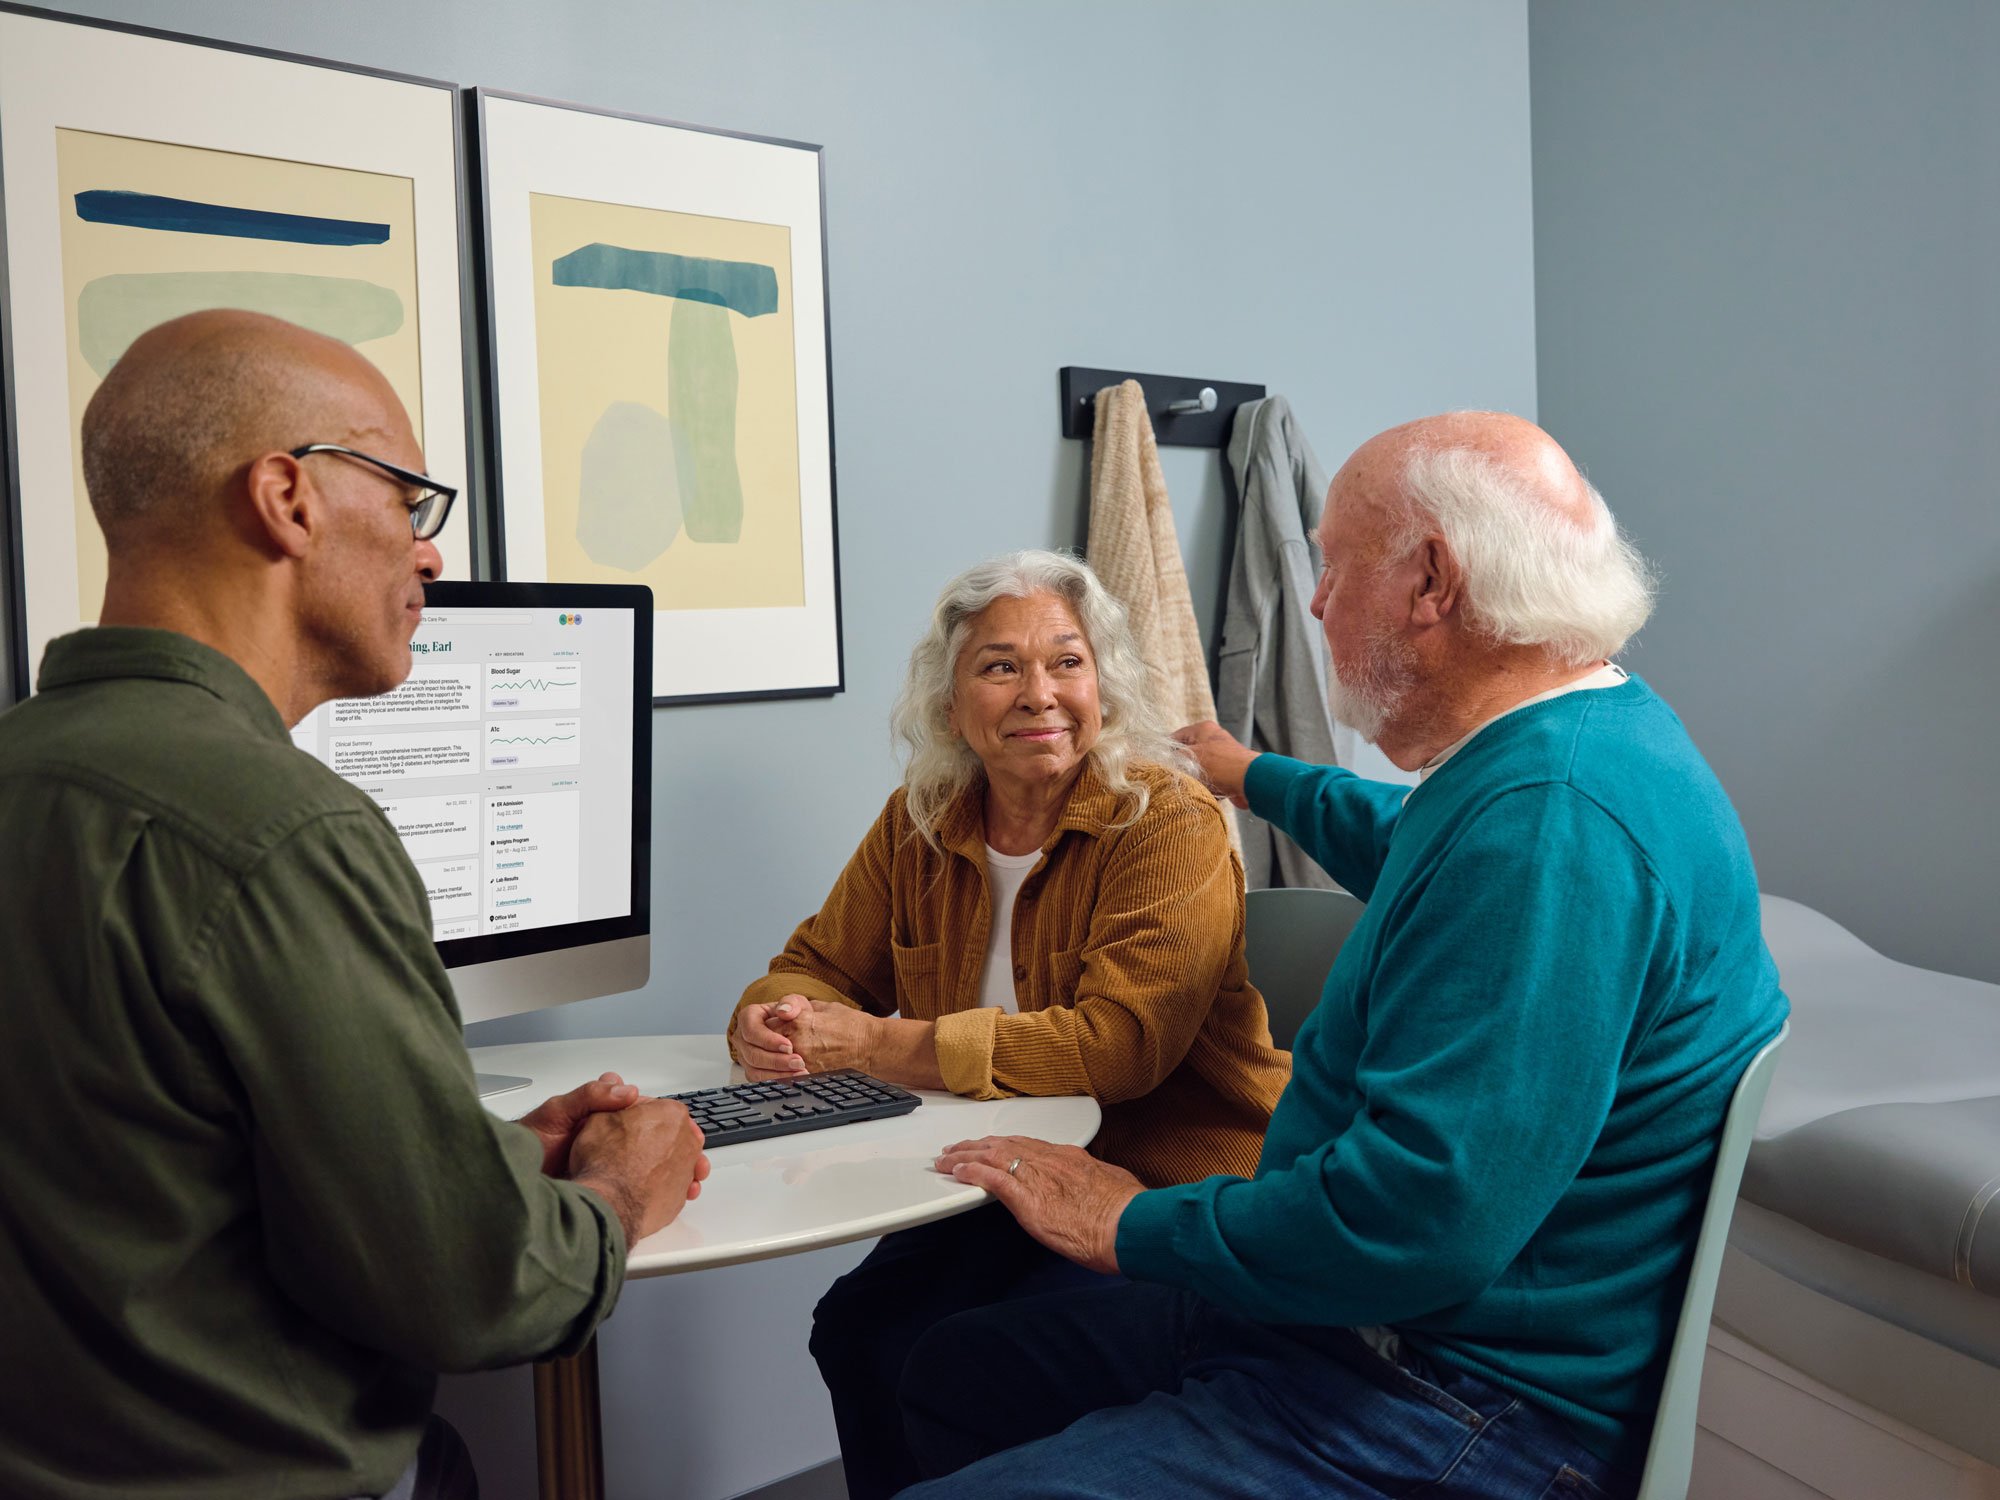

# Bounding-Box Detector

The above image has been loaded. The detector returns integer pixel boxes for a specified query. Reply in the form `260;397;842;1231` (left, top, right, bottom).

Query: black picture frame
469;87;844;708
0;2;484;696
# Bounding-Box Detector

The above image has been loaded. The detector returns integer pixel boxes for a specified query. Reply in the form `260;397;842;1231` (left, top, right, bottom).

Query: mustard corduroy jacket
734;761;1289;1187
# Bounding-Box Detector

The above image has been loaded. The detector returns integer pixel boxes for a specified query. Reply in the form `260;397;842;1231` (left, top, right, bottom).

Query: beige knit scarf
1086;379;1240;851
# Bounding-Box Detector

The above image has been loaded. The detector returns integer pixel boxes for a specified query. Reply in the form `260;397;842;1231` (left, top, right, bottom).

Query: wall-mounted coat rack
1059;366;1266;450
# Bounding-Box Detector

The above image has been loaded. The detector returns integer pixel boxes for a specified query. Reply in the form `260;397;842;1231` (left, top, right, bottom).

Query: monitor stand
475;1072;534;1100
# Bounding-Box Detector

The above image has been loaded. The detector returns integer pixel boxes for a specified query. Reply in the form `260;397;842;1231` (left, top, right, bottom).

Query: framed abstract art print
473;89;842;705
0;5;475;693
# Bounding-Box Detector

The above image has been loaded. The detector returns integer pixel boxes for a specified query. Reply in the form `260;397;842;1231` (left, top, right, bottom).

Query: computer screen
289;580;652;1024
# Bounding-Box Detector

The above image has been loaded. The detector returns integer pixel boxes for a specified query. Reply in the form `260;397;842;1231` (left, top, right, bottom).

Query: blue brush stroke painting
74;189;391;246
551;243;778;318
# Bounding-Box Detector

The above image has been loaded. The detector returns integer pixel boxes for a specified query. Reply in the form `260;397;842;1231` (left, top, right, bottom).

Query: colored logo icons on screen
556;612;584;626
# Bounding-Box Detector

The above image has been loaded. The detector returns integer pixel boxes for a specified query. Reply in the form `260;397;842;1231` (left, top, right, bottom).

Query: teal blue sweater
1118;676;1787;1469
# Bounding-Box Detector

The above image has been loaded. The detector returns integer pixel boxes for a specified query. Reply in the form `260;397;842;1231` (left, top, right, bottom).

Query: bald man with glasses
0;311;707;1500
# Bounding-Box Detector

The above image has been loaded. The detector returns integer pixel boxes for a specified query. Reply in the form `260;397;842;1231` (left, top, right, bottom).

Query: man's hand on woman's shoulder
1173;721;1260;808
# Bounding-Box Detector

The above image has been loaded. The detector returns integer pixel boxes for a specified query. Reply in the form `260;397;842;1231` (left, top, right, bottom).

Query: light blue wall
9;2;1536;1495
1530;0;2000;984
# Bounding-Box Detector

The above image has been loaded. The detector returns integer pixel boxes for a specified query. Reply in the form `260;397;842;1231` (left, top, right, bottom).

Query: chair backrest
1242;887;1366;1050
1635;1021;1789;1500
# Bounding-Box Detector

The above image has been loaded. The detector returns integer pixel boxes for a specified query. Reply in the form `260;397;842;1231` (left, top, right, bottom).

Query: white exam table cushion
1744;896;2000;1297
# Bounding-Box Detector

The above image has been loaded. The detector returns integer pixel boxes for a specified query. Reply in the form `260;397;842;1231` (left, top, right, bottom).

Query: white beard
1327;623;1418;745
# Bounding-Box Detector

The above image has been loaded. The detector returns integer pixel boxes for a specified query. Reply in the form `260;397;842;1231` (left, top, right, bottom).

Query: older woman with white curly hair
728;548;1287;1500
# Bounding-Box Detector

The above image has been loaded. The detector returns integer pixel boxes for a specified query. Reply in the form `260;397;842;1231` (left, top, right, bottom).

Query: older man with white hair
904;412;1788;1500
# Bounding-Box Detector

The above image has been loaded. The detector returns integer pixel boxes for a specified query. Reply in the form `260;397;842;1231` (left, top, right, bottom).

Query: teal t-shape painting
529;192;804;611
551;241;782;548
477;88;839;705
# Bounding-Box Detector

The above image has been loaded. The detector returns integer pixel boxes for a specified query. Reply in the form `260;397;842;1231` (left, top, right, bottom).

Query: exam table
1693;896;2000;1499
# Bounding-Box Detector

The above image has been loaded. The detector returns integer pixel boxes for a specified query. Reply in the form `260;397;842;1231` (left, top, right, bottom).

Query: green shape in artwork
667;298;744;544
577;400;681;570
76;271;405;375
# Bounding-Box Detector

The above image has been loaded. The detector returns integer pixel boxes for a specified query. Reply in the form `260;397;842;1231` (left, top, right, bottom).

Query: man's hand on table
935;1136;1142;1275
568;1098;711;1246
517;1071;642;1176
1173;720;1260;808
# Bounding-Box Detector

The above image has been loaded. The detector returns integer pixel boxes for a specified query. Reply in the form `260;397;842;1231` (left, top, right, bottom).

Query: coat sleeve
1221;399;1342;890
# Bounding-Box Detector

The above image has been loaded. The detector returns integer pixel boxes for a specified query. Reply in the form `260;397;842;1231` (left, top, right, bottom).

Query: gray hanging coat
1215;396;1341;890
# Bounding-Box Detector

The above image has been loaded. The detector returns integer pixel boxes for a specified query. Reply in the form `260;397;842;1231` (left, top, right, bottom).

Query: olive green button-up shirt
0;629;625;1500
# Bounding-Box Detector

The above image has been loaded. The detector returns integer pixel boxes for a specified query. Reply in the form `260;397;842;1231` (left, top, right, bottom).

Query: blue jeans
898;1282;1633;1500
808;1205;1115;1499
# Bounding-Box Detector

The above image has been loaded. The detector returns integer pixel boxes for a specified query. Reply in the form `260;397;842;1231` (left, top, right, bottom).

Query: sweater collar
1417;662;1630;781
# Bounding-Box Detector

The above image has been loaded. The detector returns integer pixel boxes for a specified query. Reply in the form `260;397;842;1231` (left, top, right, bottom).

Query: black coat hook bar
1059;366;1267;450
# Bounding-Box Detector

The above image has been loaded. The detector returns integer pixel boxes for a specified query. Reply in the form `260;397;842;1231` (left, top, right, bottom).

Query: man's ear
242;451;315;560
1409;536;1463;628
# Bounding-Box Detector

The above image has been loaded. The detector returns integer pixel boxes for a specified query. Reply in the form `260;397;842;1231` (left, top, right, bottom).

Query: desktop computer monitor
288;580;653;1046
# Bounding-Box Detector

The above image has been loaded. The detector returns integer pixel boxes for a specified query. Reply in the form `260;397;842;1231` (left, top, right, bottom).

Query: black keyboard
668;1069;922;1146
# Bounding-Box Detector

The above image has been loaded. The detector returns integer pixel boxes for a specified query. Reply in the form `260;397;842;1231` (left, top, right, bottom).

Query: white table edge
468;1033;1101;1278
625;1186;994;1276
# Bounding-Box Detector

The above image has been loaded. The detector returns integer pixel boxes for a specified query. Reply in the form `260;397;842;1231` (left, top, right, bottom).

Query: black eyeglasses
288;444;459;542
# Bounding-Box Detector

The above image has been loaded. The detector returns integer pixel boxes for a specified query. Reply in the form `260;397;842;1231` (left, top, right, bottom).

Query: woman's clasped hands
733;994;883;1080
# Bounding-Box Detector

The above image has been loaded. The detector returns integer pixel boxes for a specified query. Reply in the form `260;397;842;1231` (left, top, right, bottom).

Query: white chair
1635;1022;1789;1500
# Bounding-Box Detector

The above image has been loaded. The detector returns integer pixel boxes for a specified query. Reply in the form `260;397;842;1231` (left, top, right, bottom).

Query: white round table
469;1035;1101;1498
